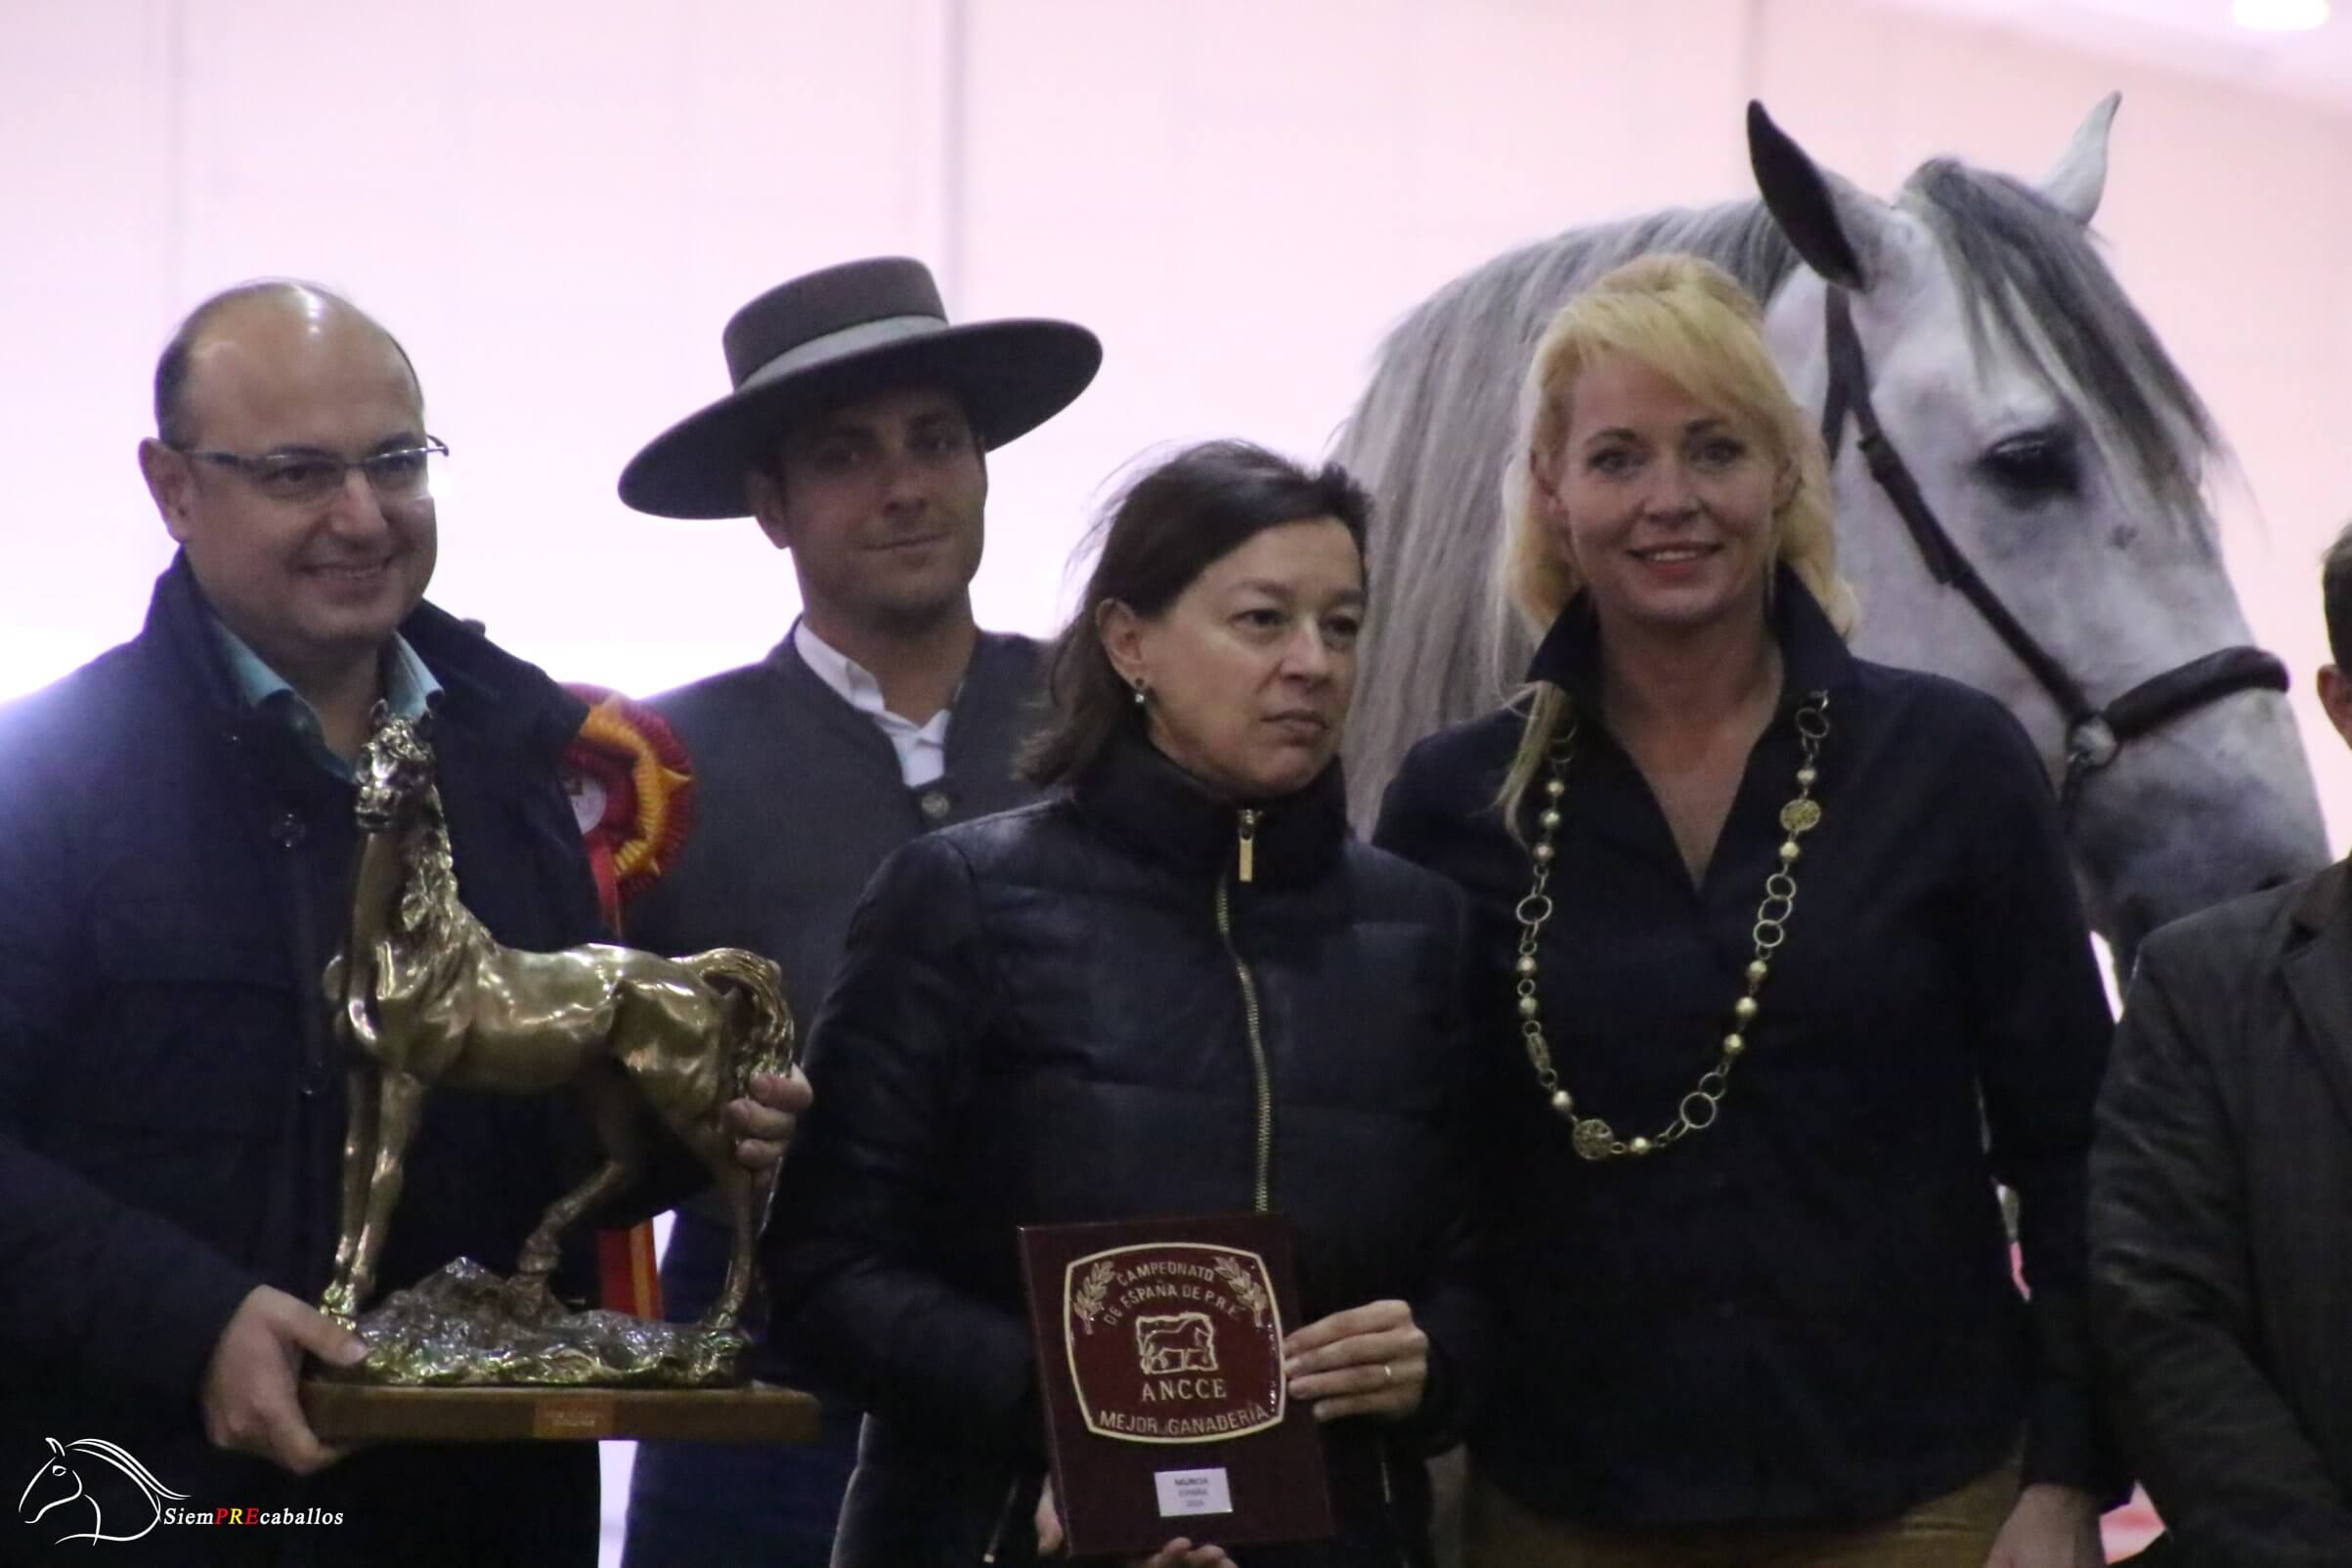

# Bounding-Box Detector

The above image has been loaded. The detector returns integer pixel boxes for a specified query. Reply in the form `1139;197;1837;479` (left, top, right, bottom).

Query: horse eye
1978;429;2079;501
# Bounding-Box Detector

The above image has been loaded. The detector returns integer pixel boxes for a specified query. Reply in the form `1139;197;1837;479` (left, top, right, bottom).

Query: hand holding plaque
1282;1299;1428;1423
1035;1477;1236;1568
1024;1294;1430;1563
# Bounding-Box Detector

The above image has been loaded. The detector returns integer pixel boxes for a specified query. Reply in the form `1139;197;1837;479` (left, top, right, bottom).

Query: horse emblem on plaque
1064;1243;1284;1445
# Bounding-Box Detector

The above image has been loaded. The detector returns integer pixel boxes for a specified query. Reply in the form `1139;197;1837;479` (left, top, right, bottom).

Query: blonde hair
1495;254;1858;828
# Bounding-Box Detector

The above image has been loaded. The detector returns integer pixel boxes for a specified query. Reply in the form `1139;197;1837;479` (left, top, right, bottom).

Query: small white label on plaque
1153;1466;1234;1518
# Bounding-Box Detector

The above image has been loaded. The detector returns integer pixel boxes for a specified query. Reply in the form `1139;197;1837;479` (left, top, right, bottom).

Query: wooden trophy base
301;1379;821;1445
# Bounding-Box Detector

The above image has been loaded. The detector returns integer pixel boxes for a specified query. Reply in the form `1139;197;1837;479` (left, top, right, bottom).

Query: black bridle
1818;287;2287;804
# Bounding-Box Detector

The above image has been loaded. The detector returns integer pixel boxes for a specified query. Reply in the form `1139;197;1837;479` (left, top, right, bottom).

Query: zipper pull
1236;808;1260;884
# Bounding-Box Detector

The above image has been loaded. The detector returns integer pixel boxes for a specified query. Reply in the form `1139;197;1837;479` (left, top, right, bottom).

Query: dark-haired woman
768;441;1489;1566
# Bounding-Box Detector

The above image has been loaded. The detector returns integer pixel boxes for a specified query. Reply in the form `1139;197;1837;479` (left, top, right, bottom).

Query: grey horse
1335;96;2326;966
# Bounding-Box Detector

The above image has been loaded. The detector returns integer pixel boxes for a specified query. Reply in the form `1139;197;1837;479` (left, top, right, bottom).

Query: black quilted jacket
767;735;1490;1567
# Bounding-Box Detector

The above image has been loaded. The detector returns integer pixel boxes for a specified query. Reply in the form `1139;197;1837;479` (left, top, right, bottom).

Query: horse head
355;706;436;835
17;1438;83;1528
15;1437;188;1546
1746;98;2327;960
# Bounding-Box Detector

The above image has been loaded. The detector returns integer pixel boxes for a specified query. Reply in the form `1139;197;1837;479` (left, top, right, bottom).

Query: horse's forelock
1902;158;2219;536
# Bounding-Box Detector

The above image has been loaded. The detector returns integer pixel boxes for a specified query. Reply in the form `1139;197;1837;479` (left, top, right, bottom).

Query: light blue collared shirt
211;619;440;780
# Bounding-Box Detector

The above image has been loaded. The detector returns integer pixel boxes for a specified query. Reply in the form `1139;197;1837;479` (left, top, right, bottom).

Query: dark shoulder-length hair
1023;440;1373;787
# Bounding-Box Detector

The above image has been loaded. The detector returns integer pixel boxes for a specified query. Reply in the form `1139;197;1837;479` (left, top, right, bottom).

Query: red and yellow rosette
562;684;696;920
562;683;698;1320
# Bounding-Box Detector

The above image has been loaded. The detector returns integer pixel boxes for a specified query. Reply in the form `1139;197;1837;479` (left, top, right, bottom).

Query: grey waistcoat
624;627;1049;1029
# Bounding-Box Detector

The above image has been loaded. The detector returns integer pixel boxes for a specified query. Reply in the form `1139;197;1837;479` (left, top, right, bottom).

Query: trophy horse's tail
687;947;797;1102
681;946;795;1289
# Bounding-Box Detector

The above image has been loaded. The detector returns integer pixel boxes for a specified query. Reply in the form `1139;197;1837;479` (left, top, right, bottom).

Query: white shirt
794;621;952;788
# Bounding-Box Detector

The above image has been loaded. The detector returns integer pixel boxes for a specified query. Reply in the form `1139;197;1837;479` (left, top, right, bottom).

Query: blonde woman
1373;256;2112;1567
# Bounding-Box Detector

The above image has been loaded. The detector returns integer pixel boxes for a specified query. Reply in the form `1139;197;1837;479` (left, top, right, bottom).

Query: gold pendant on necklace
1570;1118;1616;1161
1779;798;1822;836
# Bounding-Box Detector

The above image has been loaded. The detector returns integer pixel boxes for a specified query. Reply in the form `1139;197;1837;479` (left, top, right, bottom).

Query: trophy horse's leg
513;1059;646;1301
322;1062;382;1322
339;1067;429;1315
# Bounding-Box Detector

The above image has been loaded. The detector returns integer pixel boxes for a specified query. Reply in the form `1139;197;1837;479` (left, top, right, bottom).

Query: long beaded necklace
1512;691;1830;1162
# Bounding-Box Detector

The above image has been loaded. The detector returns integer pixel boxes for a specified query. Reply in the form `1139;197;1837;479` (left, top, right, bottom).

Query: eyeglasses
173;438;452;503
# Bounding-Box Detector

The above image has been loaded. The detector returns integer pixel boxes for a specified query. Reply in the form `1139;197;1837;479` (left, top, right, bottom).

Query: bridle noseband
1818;287;2287;804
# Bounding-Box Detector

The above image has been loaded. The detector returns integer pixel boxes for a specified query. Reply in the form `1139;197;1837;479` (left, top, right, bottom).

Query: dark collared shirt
1373;575;2113;1527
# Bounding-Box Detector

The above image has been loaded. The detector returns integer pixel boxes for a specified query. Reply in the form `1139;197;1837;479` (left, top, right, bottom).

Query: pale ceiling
1869;0;2352;110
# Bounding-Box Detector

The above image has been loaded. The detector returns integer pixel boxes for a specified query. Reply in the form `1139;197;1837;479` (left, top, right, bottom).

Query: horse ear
45;1437;64;1456
2043;92;2119;225
1747;101;1890;292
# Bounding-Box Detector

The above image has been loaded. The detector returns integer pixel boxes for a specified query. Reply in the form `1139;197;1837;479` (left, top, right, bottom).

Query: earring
1131;678;1149;707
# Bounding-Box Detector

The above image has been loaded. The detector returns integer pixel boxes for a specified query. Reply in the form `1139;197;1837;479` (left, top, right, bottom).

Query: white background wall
5;0;2348;844
5;2;2346;1555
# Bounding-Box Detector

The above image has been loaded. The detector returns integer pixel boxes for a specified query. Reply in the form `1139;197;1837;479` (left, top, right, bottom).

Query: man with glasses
0;280;804;1566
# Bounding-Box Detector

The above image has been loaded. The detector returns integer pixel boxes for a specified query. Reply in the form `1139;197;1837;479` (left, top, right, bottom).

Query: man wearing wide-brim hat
614;256;1099;1568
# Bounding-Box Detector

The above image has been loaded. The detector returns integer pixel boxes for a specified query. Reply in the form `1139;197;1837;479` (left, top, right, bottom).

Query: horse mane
1333;199;1800;826
381;784;487;1011
63;1439;187;1505
395;785;461;937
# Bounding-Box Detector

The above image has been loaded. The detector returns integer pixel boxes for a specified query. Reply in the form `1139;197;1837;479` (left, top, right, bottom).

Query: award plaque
1018;1214;1334;1555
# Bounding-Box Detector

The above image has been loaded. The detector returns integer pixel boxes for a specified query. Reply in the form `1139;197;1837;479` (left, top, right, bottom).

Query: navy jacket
0;557;607;1565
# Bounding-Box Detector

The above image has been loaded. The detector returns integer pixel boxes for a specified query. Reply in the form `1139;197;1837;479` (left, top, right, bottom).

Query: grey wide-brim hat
620;256;1102;519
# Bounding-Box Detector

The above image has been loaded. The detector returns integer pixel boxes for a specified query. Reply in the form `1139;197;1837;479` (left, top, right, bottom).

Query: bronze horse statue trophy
319;709;792;1360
